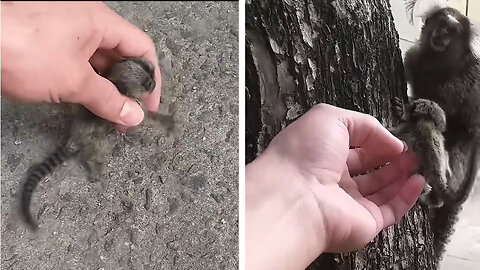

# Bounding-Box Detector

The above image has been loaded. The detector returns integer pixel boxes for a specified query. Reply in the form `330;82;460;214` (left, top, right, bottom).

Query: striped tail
20;142;79;231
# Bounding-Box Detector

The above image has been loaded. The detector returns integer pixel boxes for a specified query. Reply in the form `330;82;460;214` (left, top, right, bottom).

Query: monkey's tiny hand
392;97;407;120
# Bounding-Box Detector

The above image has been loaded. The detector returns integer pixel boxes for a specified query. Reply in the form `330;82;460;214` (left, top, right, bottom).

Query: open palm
266;104;425;252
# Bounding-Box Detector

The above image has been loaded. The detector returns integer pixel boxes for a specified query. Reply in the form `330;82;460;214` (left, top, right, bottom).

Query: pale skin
1;1;162;131
246;104;425;270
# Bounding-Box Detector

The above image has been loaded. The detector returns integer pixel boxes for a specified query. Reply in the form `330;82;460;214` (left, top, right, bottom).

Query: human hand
246;104;425;270
1;1;162;131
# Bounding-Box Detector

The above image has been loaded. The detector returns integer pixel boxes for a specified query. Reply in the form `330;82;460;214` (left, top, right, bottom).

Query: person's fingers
315;104;406;161
347;142;408;176
88;49;158;128
342;113;405;156
90;47;162;113
352;151;418;196
378;174;425;228
366;175;410;206
355;197;385;234
89;49;123;74
98;6;162;113
143;65;162;113
338;165;364;200
97;4;154;56
77;65;144;126
89;48;161;115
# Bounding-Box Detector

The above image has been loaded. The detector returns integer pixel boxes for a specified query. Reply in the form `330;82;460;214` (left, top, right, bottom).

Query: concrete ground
1;2;238;270
441;184;480;269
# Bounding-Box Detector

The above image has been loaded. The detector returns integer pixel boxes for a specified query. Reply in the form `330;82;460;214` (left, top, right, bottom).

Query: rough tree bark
245;0;438;269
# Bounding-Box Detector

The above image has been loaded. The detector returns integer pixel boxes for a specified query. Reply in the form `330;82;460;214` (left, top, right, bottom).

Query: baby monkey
390;98;452;208
19;58;156;232
391;97;480;263
391;97;479;208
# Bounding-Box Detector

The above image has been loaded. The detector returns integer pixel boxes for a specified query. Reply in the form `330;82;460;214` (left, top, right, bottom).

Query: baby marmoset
400;2;480;264
19;58;156;232
390;98;451;209
391;98;478;207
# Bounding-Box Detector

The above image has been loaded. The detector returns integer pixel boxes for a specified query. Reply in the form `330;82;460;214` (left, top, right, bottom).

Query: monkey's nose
439;27;449;38
431;27;451;52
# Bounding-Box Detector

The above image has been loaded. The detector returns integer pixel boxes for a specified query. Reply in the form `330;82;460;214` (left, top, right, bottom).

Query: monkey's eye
143;80;151;89
452;24;462;34
142;78;155;92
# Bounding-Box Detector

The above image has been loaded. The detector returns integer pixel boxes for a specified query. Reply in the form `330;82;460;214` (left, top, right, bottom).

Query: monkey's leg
420;183;444;209
79;143;105;183
419;182;433;205
418;133;449;208
417;156;445;209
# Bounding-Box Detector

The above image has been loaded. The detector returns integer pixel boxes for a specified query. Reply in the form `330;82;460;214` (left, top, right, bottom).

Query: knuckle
313;103;334;112
64;66;93;102
67;72;88;96
366;115;382;126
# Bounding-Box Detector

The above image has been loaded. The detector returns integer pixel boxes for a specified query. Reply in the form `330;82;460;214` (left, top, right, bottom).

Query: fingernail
119;100;144;126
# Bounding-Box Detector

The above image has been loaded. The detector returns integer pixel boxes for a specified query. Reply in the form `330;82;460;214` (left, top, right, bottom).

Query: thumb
78;67;145;126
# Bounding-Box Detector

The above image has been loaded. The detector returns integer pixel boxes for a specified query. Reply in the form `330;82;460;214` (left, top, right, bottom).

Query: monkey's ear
404;0;445;26
405;0;417;25
420;4;445;20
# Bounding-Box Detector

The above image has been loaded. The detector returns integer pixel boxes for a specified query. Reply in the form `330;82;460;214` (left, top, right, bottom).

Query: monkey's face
420;8;470;55
106;58;156;101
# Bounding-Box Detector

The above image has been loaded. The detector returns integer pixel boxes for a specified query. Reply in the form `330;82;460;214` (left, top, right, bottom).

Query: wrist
245;147;327;270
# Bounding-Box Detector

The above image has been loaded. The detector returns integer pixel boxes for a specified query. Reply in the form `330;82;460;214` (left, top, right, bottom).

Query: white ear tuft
405;0;448;26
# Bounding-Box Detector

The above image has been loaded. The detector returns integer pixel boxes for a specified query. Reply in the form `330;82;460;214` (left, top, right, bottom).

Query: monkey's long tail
432;139;480;263
445;140;480;204
20;142;80;232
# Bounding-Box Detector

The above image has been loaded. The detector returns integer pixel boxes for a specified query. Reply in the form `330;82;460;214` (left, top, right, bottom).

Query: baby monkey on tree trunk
19;58;156;232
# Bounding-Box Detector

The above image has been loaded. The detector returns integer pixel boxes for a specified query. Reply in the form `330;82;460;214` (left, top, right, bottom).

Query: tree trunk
245;0;437;269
